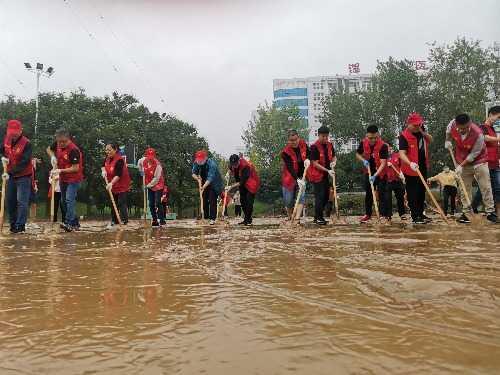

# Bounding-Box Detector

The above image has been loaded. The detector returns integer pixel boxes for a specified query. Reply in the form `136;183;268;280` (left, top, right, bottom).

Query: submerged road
0;218;499;374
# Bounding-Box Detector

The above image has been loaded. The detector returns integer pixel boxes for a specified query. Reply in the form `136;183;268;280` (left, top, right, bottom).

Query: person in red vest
228;154;260;225
281;129;310;220
384;145;407;220
138;147;166;227
307;126;336;225
472;106;500;218
0;120;33;233
445;113;496;223
355;125;388;223
47;129;84;232
399;113;433;224
101;143;131;226
161;185;170;216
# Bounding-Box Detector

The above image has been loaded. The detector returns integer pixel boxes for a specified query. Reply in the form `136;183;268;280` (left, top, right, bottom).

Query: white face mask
443;168;450;173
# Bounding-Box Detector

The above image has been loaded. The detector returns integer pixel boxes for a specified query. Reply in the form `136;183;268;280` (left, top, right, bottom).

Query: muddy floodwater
0;218;499;374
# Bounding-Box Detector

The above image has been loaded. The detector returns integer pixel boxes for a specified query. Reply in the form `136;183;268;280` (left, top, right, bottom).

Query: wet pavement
0;217;499;374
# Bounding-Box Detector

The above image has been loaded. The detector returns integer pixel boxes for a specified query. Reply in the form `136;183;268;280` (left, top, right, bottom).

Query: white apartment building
273;74;372;151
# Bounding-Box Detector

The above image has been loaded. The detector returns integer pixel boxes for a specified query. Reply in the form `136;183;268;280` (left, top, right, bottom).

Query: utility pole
24;62;55;141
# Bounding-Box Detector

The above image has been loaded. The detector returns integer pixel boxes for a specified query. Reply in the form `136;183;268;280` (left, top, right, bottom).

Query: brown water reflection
0;219;499;374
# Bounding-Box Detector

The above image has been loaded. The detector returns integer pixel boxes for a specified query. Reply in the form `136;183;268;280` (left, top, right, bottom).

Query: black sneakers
412;217;425;224
422;215;432;223
10;226;26;234
60;223;72;232
315;218;327;225
486;213;497;224
152;221;160;228
457;214;471;224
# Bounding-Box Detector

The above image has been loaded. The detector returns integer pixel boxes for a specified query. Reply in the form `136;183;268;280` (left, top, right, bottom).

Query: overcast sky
0;0;498;155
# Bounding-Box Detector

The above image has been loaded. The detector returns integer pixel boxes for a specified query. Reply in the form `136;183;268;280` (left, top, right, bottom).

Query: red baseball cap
194;150;208;164
144;147;156;160
406;112;424;126
6;119;22;136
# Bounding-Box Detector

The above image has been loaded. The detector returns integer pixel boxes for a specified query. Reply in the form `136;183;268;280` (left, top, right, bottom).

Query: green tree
0;90;209;218
425;38;500;171
242;103;308;202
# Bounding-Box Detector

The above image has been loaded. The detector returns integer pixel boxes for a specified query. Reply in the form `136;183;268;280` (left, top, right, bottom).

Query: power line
63;0;121;75
87;0;167;109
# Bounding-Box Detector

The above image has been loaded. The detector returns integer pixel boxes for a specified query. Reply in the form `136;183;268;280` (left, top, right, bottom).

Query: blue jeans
60;182;80;227
282;185;305;209
148;189;165;223
6;175;32;229
472;168;500;209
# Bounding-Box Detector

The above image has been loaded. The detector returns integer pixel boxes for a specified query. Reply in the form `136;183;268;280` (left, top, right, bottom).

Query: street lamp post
24;62;54;140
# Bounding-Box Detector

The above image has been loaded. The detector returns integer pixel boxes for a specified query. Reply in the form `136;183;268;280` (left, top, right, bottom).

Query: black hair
106;143;120;150
288;129;299;137
229;154;240;166
55;128;70;138
317;125;330;134
488;105;500;116
366;125;379;133
455;113;470;125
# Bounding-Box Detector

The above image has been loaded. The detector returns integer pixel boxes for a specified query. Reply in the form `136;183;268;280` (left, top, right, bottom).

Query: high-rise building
273;74;372;149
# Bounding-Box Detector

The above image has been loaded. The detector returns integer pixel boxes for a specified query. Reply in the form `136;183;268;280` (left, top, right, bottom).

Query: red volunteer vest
400;128;430;176
307;140;334;183
143;157;165;191
481;123;499;169
3;135;33;178
105;154;131;194
361;137;386;178
450;123;488;166
56;142;84;183
281;139;308;190
385;153;402;182
234;158;260;194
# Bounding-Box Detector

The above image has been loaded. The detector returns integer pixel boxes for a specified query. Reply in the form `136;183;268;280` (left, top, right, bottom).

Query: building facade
273;74;372;150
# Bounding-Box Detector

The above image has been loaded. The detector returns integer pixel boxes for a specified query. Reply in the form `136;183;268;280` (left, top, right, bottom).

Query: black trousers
235;205;242;217
313;177;330;220
363;175;388;217
112;192;129;224
405;174;426;220
240;187;255;223
385;180;406;218
202;185;218;221
442;185;457;215
53;191;66;223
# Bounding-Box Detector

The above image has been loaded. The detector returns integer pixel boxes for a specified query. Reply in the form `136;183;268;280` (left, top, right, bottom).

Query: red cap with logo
194;150;208;164
144;147;156;160
6;119;23;137
406;112;424;126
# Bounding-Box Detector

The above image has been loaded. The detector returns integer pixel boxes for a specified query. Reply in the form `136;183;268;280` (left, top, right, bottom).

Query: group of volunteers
1;106;498;233
278;108;499;225
191;150;259;226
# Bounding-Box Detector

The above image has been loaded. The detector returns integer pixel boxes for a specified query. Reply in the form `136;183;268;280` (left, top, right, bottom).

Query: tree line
244;38;500;203
0;90;210;217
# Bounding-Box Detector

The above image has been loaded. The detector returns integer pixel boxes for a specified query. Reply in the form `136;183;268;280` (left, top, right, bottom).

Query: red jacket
104;154;131;194
143;157;165;191
450;123;488;166
233;158;260;194
3;135;33;178
56;141;84;183
307;140;334;183
361;137;386;178
400;128;430;177
281;139;308;190
385;153;402;182
481;123;499;169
